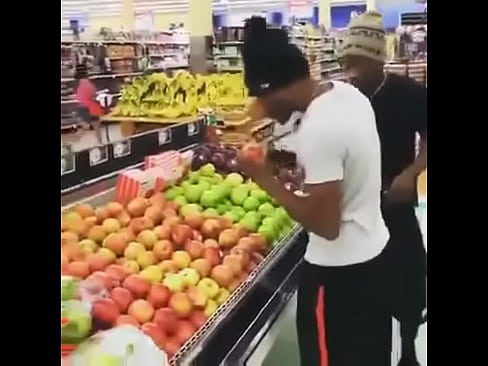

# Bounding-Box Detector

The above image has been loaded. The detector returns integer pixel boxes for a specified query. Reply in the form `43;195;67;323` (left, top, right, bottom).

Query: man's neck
365;71;386;97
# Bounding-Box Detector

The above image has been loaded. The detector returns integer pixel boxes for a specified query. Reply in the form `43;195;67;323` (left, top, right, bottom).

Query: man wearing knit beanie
340;11;428;366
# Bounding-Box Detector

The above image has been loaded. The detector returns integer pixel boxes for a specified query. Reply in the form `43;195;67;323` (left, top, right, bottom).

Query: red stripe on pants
315;285;328;366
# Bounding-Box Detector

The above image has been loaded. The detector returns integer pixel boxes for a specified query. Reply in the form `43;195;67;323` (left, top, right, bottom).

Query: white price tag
89;146;108;167
61;145;76;176
187;121;199;137
113;140;131;158
158;129;172;146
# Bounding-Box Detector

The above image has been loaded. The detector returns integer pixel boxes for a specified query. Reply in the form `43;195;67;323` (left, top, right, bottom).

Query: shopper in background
339;11;427;366
240;16;391;366
74;63;104;144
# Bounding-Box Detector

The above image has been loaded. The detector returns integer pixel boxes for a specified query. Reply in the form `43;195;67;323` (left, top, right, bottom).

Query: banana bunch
112;71;248;119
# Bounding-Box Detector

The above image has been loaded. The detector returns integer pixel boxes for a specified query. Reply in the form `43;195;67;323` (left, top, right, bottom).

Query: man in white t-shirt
240;17;391;366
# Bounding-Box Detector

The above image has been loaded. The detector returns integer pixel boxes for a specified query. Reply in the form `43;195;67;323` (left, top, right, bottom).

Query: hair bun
244;16;267;40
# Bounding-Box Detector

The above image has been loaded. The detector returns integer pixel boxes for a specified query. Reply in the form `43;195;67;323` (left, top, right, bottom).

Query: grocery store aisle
259;199;427;366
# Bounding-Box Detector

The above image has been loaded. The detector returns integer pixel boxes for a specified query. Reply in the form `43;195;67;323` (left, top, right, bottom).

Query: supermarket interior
61;0;427;365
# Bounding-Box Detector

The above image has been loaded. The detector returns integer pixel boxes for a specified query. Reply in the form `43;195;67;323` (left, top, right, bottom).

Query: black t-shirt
371;74;427;204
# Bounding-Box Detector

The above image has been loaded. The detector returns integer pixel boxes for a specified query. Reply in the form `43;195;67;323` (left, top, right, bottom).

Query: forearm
257;176;331;238
405;137;427;177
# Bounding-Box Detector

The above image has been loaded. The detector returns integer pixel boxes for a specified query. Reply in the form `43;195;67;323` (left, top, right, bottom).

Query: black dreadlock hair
242;16;310;97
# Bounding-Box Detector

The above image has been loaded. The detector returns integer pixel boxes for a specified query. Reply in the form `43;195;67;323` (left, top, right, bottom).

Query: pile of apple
165;163;293;245
61;178;286;358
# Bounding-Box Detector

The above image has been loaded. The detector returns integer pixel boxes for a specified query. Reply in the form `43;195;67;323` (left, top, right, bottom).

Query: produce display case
62;175;306;365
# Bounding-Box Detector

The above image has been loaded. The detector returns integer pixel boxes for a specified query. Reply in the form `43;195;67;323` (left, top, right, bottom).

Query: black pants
381;204;427;353
297;252;392;366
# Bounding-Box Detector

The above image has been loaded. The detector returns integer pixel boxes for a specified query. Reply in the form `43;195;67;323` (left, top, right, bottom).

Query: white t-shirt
296;81;389;267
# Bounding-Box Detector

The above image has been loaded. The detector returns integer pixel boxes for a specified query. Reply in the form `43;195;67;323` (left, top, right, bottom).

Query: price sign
89;146;108;167
187;122;199;137
113;140;131;159
158;129;172;146
61;145;76;176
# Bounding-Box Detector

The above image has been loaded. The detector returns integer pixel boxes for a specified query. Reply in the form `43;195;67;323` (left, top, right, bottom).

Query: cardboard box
115;168;165;205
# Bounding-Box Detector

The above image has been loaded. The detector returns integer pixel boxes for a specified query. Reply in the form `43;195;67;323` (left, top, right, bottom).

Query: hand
238;152;274;186
386;171;416;202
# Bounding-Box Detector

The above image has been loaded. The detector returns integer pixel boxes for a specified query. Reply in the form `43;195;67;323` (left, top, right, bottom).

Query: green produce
61;300;92;344
199;163;216;177
180;203;203;217
200;190;220;208
230;187;249;206
230;206;246;221
198;178;213;189
258;202;275;217
212;173;224;184
224;172;244;187
165;186;184;200
216;204;228;215
61;276;79;301
188;171;200;183
239;216;260;232
223;211;239;223
173;195;188;207
258;225;277;244
243;196;260;212
250;188;269;203
203;208;219;218
184;184;205;203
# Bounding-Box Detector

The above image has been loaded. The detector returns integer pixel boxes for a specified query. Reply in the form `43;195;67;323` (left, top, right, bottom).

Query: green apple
173;195;188;207
230;206;246;220
179;268;201;287
181;180;191;190
216;204;228;215
197;278;220;299
223;211;239;223
258;225;277;244
203;208;219;218
246;179;260;191
184;184;204;203
258;202;275;217
250;188;269;203
163;274;186;292
224;172;244;187
200;190;220;208
239;216;259;233
199;163;216;177
215;183;232;197
61;300;92;342
198;179;212;192
188;171;200;183
165;186;184;200
243;196;260;212
61;276;79;301
212;173;224;184
270;196;278;206
275;207;292;225
244;211;262;222
261;217;276;229
230;187;249;206
180;203;203;217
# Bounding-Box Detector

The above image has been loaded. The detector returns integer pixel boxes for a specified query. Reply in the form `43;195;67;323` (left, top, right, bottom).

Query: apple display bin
62;182;308;366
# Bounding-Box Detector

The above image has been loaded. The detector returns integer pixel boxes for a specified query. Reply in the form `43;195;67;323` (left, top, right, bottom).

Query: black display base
61;118;204;193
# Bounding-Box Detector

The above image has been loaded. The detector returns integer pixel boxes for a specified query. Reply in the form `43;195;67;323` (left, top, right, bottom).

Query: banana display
112;71;248;119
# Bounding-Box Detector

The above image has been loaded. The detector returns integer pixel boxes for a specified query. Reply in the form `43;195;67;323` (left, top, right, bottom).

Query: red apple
144;206;164;225
201;219;221;239
123;274;151;299
159;260;179;274
171;225;193;247
175;320;196;344
192;230;203;242
129;217;154;235
223;255;244;276
153;240;174;261
233;225;249;239
67;261;90;279
154;308;179;334
248;233;267;252
211;264;234;287
202;247;222;267
149;192;166;208
252;252;265;264
87;253;112;272
127;197;149;217
163;216;182;228
169;293;193;318
203;238;219;248
186;286;209;308
147;284;171;309
189;310;207;329
164;337;181;358
115;314;140;327
184;240;204;260
103;233;128;256
141;322;167;348
110;287;134;313
105;264;128;285
92;298;120;326
153;224;171;240
218;217;233;231
230;247;251;266
87;271;114;290
128;299;154;324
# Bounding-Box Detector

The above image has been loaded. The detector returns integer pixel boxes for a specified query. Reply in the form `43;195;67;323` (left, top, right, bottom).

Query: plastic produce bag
61;300;92;344
69;325;168;366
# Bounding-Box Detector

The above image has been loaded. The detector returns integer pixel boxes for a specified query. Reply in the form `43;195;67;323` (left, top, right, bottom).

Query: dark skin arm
240;157;341;240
